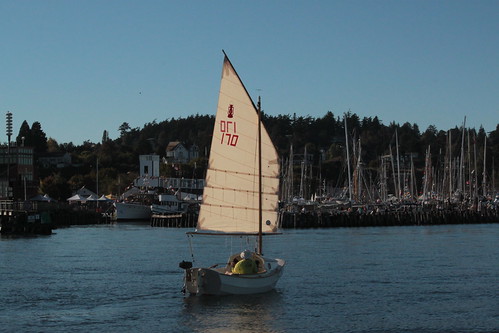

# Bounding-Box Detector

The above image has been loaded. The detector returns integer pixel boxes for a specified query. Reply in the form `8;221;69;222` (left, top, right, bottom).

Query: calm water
1;222;498;333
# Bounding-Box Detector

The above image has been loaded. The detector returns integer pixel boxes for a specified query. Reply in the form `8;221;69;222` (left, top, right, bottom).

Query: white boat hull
113;202;152;221
183;258;285;295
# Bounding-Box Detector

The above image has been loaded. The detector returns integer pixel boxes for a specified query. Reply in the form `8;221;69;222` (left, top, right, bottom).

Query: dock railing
0;200;39;215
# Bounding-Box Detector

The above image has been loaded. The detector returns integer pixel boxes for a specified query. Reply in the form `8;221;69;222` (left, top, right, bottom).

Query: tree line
13;112;499;201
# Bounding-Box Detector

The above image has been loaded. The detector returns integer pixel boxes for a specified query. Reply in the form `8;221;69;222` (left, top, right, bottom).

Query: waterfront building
0;145;37;200
165;141;199;164
133;154;205;192
134;154;161;188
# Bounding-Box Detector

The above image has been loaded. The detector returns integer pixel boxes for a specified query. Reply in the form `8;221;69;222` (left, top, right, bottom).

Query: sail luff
221;50;260;114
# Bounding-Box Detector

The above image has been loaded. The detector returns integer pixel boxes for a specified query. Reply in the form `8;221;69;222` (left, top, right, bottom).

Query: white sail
196;56;280;234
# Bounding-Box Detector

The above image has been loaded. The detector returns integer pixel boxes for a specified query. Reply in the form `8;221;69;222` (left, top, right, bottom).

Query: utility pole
6;112;13;198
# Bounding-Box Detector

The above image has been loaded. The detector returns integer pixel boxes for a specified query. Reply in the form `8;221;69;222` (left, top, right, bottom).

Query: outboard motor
179;260;193;269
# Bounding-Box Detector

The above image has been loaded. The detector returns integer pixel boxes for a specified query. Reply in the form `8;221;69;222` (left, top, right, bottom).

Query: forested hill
14;112;499;200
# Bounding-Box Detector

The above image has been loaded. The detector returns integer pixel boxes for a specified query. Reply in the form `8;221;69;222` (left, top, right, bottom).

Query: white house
165;142;199;164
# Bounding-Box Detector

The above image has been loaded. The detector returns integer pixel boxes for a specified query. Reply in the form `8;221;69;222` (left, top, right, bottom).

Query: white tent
67;194;86;202
31;194;50;202
85;194;99;201
98;195;112;202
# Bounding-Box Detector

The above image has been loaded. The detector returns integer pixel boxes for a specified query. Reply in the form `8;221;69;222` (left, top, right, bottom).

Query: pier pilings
148;206;499;229
150;212;198;228
279;207;499;229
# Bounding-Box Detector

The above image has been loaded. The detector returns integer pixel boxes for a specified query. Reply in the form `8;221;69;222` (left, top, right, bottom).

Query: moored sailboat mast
344;114;353;202
483;134;487;197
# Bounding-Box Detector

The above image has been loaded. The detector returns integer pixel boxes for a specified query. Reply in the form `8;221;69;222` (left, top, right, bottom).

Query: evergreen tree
31;121;48;153
102;130;109;143
16;120;31;146
119;122;131;136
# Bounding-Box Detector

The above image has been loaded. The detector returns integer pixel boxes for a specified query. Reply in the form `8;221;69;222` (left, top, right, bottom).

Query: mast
448;130;452;197
308;154;313;200
437;147;443;201
427;146;432;200
473;131;478;200
396;129;401;199
492;159;495;197
299;147;306;199
356;139;362;201
410;154;416;201
380;155;388;202
389;145;397;199
458;117;466;194
344;115;352;202
257;96;263;255
483;134;487;197
468;129;472;199
288;143;294;203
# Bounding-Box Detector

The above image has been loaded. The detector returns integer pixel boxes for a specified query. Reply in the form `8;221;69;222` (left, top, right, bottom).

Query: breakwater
279;207;499;228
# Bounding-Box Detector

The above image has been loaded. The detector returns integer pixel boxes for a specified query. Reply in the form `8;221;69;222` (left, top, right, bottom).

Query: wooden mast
257;96;263;255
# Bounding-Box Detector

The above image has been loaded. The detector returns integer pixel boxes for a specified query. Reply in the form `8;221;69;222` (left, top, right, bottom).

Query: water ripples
1;223;498;332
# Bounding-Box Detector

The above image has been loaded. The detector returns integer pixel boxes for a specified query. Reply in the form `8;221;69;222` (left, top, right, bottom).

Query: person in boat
232;250;257;274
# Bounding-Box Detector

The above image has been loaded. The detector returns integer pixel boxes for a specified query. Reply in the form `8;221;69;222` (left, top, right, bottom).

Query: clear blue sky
1;0;498;145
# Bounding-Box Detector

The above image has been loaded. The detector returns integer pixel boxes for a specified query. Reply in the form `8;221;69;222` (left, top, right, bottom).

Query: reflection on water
182;291;283;333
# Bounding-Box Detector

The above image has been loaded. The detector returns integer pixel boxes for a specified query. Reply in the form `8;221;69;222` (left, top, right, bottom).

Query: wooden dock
150;212;198;228
0;200;53;235
279;207;499;228
0;200;110;235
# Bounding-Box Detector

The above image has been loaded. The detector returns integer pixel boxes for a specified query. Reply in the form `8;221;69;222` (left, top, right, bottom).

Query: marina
1;197;498;235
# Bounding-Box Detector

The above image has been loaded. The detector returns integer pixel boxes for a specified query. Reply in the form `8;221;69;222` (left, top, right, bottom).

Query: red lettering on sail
228;104;234;118
219;120;238;146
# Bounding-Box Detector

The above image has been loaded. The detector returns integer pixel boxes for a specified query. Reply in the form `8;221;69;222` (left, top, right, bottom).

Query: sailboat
179;52;285;296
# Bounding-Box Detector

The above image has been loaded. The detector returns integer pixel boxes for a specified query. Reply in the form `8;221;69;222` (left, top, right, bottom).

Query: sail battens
203;185;278;196
199;202;277;212
207;167;279;179
187;231;281;236
208;153;278;178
